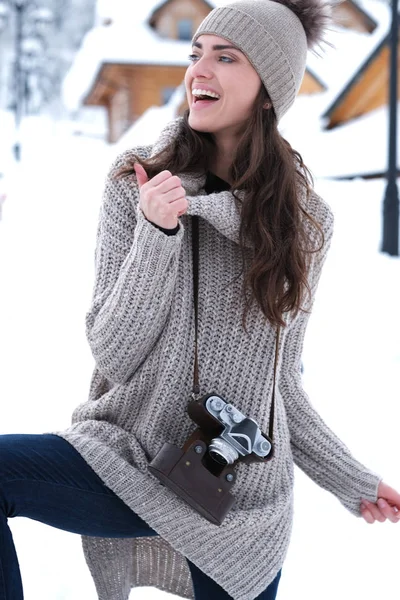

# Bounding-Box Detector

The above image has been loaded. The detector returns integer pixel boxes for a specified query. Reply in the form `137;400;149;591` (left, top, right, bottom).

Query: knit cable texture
48;117;382;600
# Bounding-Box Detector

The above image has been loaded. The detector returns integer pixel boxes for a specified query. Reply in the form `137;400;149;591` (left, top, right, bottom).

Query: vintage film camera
148;392;274;525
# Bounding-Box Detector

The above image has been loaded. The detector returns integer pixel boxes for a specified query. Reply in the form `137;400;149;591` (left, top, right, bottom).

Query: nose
189;55;214;79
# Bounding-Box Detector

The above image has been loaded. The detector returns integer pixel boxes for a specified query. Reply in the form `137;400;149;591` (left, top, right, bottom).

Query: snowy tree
0;0;96;116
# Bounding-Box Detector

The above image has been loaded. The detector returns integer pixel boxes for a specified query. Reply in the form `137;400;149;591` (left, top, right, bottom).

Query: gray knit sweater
49;117;382;600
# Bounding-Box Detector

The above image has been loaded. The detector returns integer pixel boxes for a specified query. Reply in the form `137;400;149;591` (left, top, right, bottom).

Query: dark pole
13;1;24;161
381;0;399;256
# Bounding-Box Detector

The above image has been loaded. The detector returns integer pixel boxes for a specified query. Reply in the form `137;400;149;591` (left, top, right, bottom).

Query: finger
162;187;186;205
170;197;188;214
360;503;375;524
377;498;400;524
155;175;184;194
377;482;400;522
362;500;386;522
156;197;187;220
145;169;173;188
384;485;400;509
133;163;148;188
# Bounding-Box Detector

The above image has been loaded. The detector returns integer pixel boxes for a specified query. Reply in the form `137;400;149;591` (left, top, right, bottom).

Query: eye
187;54;234;63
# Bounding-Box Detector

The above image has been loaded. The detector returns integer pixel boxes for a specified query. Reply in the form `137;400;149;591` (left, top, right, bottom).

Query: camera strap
191;215;280;443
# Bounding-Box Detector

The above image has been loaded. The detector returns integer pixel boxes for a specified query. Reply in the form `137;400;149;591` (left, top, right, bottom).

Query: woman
1;1;399;599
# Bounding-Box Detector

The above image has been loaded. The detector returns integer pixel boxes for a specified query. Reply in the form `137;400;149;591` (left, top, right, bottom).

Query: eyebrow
192;41;244;54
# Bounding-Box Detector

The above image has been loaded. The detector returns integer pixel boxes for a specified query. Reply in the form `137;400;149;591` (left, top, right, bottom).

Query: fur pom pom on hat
192;0;332;122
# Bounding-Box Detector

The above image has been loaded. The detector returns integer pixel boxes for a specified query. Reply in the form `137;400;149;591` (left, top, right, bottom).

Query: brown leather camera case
148;429;237;525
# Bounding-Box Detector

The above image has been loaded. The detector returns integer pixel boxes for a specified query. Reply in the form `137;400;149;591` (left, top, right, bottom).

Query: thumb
133;163;149;188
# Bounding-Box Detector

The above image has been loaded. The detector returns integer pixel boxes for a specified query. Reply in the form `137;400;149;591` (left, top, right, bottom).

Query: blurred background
0;0;399;599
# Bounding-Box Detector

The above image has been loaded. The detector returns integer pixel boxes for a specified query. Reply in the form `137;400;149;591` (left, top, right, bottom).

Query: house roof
306;65;327;91
337;0;378;32
356;0;392;25
62;23;192;111
95;0;228;28
149;0;214;26
321;30;392;123
305;0;390;115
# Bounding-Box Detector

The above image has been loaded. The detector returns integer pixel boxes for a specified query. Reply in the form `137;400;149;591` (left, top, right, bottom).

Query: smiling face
184;34;263;142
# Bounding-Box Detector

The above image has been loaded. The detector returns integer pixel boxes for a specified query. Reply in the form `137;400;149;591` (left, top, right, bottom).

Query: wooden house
81;0;327;143
322;28;400;129
331;0;377;34
84;0;211;142
85;62;189;143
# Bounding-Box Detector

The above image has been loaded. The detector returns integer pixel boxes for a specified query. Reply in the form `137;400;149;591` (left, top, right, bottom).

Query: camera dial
205;395;272;464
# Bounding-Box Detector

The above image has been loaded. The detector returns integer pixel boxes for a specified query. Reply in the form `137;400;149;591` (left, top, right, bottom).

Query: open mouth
192;89;221;105
194;95;220;103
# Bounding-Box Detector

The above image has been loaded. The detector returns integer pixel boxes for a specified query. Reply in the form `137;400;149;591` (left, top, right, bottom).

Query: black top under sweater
150;171;231;236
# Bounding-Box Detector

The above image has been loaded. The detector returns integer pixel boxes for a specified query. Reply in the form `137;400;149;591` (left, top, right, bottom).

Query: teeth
192;88;221;99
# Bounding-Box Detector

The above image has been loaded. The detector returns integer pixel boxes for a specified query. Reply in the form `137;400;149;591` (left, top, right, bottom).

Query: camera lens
208;437;238;465
209;449;228;466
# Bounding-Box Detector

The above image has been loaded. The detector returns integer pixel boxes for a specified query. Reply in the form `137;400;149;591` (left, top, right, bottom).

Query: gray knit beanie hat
192;0;331;122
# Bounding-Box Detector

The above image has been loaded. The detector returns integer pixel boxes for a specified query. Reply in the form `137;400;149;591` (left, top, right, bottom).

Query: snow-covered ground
0;114;399;600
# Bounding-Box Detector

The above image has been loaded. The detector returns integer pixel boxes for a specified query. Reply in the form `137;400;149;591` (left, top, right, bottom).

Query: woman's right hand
134;163;188;229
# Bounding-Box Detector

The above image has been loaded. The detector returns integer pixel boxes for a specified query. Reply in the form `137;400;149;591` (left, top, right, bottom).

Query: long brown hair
116;85;324;331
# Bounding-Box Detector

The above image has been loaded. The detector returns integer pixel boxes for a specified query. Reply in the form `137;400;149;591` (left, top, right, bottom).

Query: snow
1;0;399;595
95;0;231;27
280;98;400;179
0;105;399;599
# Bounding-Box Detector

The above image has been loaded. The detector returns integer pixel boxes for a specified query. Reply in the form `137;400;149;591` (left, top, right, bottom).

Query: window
177;19;192;41
161;86;176;105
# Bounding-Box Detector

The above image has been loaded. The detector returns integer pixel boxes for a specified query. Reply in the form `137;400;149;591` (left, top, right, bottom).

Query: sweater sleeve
279;194;382;517
85;150;185;384
185;190;252;248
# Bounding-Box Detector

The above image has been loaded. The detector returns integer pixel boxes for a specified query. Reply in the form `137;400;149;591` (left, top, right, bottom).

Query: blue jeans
0;433;282;600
